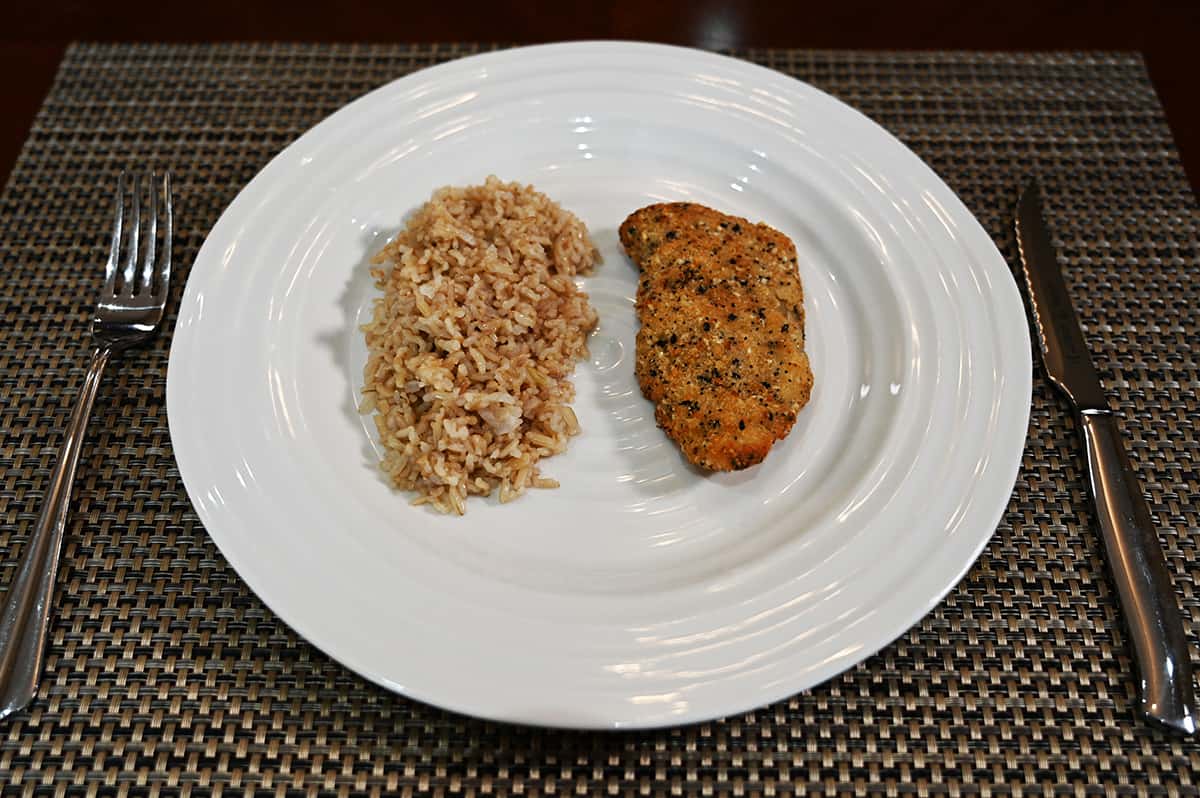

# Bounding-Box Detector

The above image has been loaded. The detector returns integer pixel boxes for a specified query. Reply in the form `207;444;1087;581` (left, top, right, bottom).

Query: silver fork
0;171;174;720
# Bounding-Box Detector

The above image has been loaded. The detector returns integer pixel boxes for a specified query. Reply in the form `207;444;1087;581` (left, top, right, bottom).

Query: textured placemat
2;43;1199;796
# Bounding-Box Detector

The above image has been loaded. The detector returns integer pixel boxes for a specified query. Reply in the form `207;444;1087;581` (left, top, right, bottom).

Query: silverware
0;171;174;721
1015;179;1196;735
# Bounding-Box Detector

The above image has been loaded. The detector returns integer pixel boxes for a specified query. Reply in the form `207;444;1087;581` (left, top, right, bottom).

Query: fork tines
103;170;173;301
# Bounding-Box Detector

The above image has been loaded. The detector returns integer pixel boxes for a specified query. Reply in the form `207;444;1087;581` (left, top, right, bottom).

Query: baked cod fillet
619;203;814;471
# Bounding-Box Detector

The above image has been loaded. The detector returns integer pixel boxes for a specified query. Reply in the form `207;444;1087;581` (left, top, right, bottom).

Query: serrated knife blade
1015;184;1110;412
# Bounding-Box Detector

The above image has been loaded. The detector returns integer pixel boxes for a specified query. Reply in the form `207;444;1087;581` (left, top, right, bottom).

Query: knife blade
1015;180;1197;735
1015;185;1109;412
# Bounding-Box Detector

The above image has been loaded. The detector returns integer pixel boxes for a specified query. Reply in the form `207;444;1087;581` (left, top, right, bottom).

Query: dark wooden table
4;0;1198;193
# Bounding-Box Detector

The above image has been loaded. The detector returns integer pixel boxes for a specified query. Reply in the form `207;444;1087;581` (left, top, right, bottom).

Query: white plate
167;42;1031;729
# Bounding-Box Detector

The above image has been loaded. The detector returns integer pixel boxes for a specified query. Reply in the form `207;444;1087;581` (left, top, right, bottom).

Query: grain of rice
361;176;598;514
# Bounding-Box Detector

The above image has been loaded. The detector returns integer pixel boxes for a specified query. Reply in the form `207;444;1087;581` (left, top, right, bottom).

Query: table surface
2;0;1199;196
2;42;1200;797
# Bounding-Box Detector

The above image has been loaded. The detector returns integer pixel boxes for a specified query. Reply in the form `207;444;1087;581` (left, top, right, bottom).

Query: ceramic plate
167;42;1032;728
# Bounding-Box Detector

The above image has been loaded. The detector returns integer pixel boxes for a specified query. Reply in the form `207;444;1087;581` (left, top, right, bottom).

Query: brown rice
360;176;599;514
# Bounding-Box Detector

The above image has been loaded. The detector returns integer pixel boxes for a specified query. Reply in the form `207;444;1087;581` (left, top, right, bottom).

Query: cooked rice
360;176;599;514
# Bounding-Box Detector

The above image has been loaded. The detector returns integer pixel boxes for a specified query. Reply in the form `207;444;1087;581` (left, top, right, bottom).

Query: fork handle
1080;410;1198;734
0;345;112;720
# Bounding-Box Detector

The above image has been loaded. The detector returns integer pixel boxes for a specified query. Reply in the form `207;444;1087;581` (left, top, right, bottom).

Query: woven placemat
1;43;1198;796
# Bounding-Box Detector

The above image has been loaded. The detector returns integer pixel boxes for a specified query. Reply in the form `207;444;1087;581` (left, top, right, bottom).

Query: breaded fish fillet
619;203;813;471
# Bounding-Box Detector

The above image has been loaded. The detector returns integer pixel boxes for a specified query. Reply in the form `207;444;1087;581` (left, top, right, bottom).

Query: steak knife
1016;180;1196;734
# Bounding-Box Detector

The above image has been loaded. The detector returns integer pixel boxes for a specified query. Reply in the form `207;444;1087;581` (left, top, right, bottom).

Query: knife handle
1080;411;1197;734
